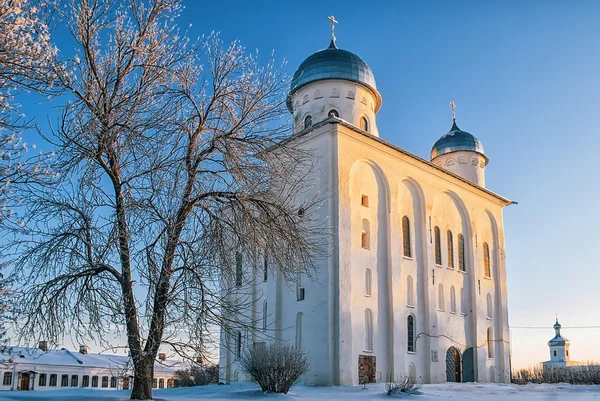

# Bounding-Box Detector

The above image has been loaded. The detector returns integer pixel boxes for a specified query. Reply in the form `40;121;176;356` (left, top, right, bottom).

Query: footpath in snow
0;382;599;401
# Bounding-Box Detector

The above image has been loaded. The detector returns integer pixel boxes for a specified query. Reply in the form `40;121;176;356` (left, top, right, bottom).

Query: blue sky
17;1;600;368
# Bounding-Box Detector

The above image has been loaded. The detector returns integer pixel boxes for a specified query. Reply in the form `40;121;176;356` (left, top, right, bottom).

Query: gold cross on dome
449;101;456;121
328;16;338;41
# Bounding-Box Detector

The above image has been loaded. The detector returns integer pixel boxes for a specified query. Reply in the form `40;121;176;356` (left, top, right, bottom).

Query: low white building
0;343;184;391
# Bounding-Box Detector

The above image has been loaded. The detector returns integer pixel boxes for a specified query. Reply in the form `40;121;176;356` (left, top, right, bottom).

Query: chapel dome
430;120;487;162
548;319;569;346
287;40;381;112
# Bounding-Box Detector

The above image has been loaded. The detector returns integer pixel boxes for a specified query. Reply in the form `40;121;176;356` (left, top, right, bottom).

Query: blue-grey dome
430;120;487;162
549;319;568;346
287;40;381;112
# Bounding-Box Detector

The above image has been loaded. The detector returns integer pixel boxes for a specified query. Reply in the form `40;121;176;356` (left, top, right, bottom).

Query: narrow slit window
458;234;466;271
361;194;369;207
365;268;372;296
402;216;411;257
483;242;491;277
447;230;454;268
434;226;441;265
235;252;243;287
407;315;415;352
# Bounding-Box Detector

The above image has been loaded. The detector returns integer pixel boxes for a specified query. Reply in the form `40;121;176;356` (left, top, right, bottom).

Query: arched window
314;90;322;99
302;94;309;104
460;287;466;314
328;109;339;118
364;309;373;351
406;275;414;306
458;234;466;271
262;300;267;331
483;242;491;277
402;216;411;257
296;312;303;349
486;293;492;319
361;219;370;249
360;116;369;132
365;268;372;296
434;226;442;265
303;115;312;129
407;315;415;352
447;230;454;268
438;284;444;311
331;88;339;98
487;327;494;358
450;286;456;313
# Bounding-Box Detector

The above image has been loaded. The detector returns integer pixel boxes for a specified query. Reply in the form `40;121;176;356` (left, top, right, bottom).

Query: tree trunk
130;358;154;400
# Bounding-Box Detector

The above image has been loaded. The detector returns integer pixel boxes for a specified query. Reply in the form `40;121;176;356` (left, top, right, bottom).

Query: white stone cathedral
220;23;513;385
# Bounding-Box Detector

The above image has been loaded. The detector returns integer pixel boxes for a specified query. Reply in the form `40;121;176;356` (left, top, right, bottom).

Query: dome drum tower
287;40;381;137
430;119;488;187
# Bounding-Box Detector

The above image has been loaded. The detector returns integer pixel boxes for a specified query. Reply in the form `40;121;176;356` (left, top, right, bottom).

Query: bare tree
3;0;325;399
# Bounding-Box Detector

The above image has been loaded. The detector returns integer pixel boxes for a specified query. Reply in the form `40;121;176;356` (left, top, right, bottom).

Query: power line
510;326;600;329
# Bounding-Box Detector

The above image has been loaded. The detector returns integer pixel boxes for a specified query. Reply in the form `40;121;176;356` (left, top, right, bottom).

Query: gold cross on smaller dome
449;101;456;121
328;16;338;41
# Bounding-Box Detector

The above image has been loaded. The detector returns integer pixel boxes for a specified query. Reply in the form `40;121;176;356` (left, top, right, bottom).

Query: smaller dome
549;319;569;346
430;120;487;162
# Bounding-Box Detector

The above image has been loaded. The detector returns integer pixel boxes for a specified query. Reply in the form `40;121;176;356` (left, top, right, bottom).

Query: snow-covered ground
0;382;599;401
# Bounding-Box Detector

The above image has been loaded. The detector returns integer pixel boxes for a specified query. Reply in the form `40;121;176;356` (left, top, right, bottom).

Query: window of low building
101;376;109;388
49;374;57;387
61;374;69;387
38;373;47;387
91;376;98;388
3;372;12;386
110;376;117;388
71;375;78;387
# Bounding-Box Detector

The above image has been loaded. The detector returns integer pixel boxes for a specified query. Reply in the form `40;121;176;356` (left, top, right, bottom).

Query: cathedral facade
220;30;513;386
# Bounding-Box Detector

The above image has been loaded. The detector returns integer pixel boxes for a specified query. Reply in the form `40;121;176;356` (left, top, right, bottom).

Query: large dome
287;40;381;112
430;120;486;161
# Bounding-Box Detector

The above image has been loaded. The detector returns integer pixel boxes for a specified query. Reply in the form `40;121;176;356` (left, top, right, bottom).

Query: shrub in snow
385;373;422;396
239;342;309;394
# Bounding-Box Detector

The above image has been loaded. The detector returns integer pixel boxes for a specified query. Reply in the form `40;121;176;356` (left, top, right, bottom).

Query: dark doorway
122;377;130;390
20;373;30;390
445;347;461;382
463;347;475;382
358;355;376;384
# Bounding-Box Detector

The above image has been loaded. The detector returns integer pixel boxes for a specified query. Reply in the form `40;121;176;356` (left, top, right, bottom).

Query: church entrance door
20;373;30;390
358;355;376;384
463;347;475;382
445;347;461;382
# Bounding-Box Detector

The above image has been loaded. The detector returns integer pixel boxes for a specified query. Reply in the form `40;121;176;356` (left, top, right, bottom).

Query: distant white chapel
220;18;514;385
542;319;580;369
